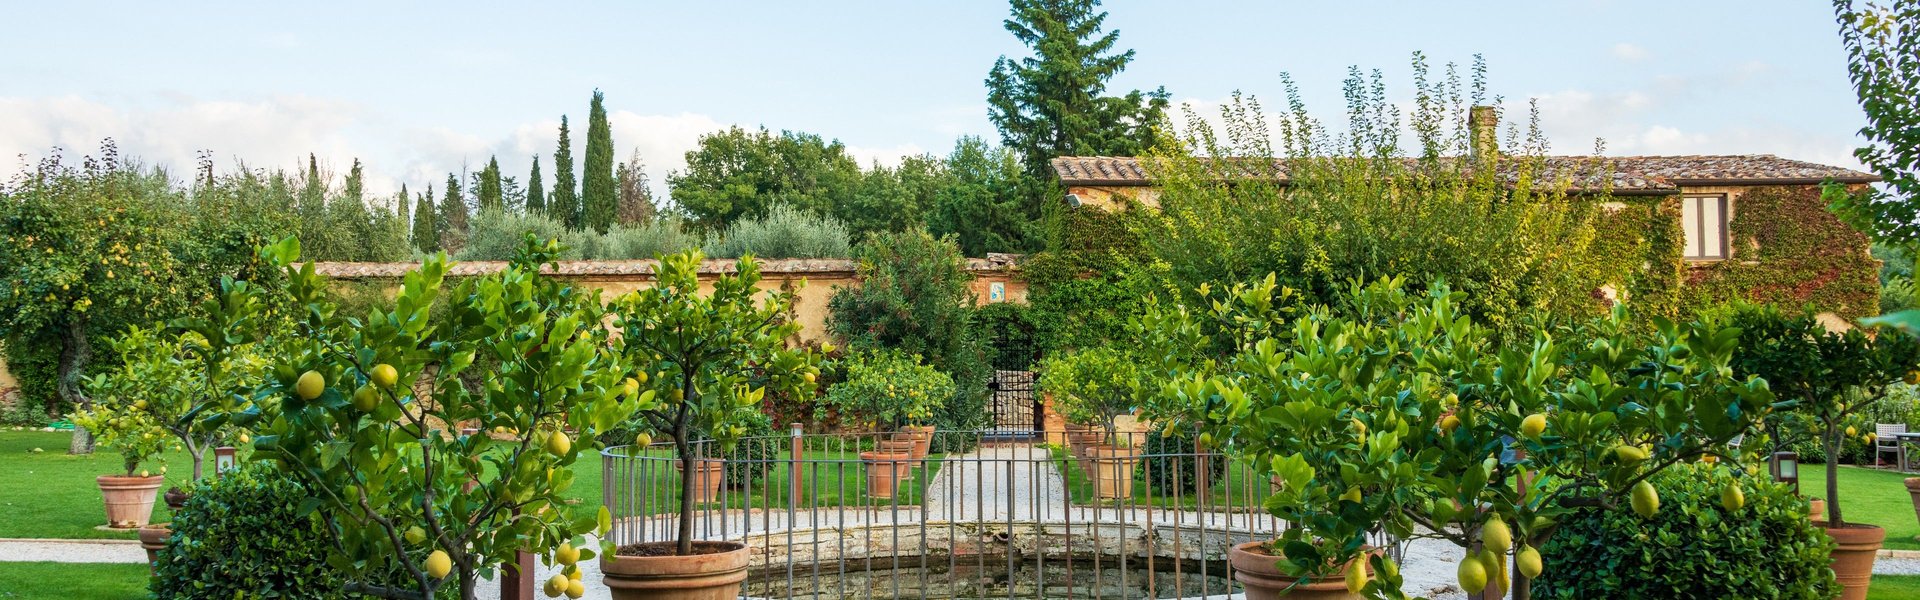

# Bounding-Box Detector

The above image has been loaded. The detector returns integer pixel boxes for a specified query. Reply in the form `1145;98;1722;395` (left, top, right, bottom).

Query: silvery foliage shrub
703;204;852;259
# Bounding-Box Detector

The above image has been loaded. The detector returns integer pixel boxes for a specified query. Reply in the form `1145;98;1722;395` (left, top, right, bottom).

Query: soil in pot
674;460;725;505
97;475;165;529
1227;541;1366;600
603;540;749;600
1825;523;1885;600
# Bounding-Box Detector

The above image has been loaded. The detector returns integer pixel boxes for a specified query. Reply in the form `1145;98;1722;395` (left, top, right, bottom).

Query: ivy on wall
1681;185;1879;321
1022;203;1161;354
1588;198;1685;319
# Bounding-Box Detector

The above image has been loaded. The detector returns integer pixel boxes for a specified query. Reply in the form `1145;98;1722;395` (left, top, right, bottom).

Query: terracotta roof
1050;155;1879;193
313;255;1021;280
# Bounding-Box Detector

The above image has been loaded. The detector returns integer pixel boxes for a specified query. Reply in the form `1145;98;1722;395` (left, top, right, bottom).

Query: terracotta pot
1228;541;1366;600
1090;445;1141;500
674;460;725;505
602;540;749;600
1811;498;1828;522
97;475;164;529
1066;430;1104;476
1825;523;1885;600
898;426;934;460
162;487;189;511
861;450;913;499
138;523;170;574
1906;478;1920;529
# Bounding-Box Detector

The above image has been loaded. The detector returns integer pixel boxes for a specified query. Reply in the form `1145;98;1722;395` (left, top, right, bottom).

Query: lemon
238;432;250;444
804;371;817;384
635;370;649;384
132;400;147;410
1352;418;1368;437
370;364;399;389
1457;552;1488;592
555;542;579;565
1440;414;1461;432
1722;483;1745;512
1345;558;1367;594
140;469;150;477
543;574;567;597
546;431;572;457
1520;413;1547;439
1613;445;1648;464
353;386;380;412
1517;544;1543;578
1630;480;1660;518
564;579;585;599
1847;425;1858;437
295;370;326;401
425;550;451;579
1906;370;1919;386
622;378;640;398
635;432;653;447
1483;549;1509;592
1481;517;1511;553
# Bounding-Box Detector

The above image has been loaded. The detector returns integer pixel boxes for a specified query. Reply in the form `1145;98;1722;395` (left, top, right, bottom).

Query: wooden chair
1876;423;1908;470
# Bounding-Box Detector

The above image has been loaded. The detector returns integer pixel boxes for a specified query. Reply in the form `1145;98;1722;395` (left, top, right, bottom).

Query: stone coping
313;254;1023;280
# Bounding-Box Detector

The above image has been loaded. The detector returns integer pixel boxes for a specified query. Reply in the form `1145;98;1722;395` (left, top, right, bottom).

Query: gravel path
0;538;145;563
923;443;1068;521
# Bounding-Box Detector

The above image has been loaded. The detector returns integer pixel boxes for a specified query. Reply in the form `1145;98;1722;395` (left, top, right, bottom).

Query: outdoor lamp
214;446;237;476
1771;451;1799;493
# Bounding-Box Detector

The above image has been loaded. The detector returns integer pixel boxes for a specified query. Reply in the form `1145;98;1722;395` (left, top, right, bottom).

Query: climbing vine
1682;185;1879;321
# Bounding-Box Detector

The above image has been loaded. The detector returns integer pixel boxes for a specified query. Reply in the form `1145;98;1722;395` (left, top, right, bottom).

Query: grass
1803;464;1920;551
605;445;948;509
0;562;150;599
1047;443;1268;509
1871;575;1920;600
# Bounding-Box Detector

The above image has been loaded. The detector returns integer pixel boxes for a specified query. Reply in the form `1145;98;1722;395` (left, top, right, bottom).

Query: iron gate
983;320;1041;441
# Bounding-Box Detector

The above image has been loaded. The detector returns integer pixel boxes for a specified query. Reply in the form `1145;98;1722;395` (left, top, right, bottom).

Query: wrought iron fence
603;428;1402;599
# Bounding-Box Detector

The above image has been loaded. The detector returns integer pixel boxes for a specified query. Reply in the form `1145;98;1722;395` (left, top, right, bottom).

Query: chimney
1469;105;1498;159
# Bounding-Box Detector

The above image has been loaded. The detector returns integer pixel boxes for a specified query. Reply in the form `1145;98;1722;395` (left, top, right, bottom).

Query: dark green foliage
552;116;579;229
151;464;346;600
438;173;468;252
1136;429;1222;493
474;156;504;213
526;154;546;216
928;137;1042;256
986;0;1169;180
583;90;616;233
1022;204;1163;353
1533;464;1835;600
971;302;1040;371
828;230;991;433
411;186;438;252
1833;0;1920;250
669;126;864;231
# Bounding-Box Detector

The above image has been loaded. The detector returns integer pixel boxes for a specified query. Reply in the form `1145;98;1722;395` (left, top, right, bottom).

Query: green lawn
1803;464;1920;551
1871;575;1920;600
604;445;947;509
0;562;150;599
1047;443;1268;509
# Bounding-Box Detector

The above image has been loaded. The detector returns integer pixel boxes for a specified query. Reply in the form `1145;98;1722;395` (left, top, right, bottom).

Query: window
1682;195;1727;260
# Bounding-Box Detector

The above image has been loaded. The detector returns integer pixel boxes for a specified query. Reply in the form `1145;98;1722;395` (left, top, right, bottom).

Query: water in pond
744;557;1237;599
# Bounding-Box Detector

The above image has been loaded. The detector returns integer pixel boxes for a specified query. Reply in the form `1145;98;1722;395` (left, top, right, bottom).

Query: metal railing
603;428;1399;599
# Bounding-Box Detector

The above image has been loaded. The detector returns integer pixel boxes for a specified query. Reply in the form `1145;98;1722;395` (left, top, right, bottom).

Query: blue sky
0;1;1868;202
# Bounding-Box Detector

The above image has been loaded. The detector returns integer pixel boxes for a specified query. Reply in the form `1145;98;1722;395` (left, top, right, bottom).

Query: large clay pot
674;460;725;505
1090;445;1141;500
1228;541;1366;600
898;426;935;460
1811;498;1828;523
1825;523;1885;600
1065;429;1104;477
861;445;914;499
97;475;164;529
1906;478;1920;529
602;540;749;600
139;523;171;574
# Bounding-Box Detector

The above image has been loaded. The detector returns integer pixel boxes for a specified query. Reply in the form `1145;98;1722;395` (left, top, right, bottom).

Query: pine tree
476;156;504;213
413;185;438;252
527;154;546;216
615;148;656;225
439;173;469;252
552;116;579;230
582;90;617;233
986;0;1169;178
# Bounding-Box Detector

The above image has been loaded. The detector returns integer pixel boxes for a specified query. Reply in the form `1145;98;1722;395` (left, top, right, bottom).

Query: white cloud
1611;43;1651;61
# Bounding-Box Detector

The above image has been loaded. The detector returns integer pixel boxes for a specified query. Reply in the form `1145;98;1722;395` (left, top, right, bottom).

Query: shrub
1135;429;1222;494
152;464;345;600
828;230;990;436
1037;346;1145;441
702;204;851;259
453;210;584;261
818;349;953;432
595;218;701;259
1534;464;1836;600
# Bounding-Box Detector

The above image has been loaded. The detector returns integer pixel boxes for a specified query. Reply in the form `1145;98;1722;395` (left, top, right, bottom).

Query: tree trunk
58;313;93;455
1827;427;1843;526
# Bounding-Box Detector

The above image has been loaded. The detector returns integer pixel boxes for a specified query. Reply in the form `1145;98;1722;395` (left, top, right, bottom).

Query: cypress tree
397;183;411;232
527;155;546;216
477;156;504;213
552;116;579;230
413;184;438;251
582;89;616;233
439;173;469;251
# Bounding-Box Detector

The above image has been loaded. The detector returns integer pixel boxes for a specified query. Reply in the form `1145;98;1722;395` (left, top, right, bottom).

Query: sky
0;1;1872;205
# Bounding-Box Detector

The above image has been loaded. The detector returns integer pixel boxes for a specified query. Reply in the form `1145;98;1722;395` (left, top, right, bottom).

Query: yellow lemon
804;371;817;384
295;370;325;401
635;432;653;447
1613;445;1648;464
370;364;399;389
1520;413;1547;439
1517;545;1543;578
1846;425;1858;437
1481;517;1511;553
564;579;585;599
1722;482;1745;512
546;431;572;457
543;574;567;597
635;370;649;384
1345;557;1367;594
555;542;579;566
1630;480;1660;518
1457;552;1488;592
622;378;640;398
1440;414;1461;433
425;550;452;579
353;385;380;412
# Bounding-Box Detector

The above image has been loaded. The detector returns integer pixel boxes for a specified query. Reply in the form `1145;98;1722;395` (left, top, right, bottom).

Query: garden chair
1876;423;1908;471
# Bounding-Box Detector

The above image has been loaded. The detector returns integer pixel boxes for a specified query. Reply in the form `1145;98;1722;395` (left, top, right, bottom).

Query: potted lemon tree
1040;347;1148;500
70;399;170;529
819;349;951;499
601;250;821;600
212;237;633;600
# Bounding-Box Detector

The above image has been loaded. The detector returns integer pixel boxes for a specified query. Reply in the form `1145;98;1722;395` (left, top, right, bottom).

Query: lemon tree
818;348;951;432
220;236;635;600
607;250;821;556
1143;277;1773;600
1038;346;1148;445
